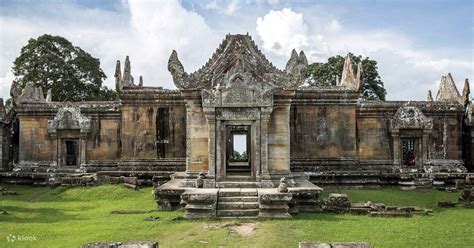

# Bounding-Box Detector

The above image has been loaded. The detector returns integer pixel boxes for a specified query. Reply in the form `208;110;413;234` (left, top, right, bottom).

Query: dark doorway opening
64;139;79;166
156;107;169;158
402;139;416;166
226;126;251;176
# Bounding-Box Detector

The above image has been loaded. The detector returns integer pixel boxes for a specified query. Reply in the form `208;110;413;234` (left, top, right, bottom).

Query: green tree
11;34;117;102
305;53;387;100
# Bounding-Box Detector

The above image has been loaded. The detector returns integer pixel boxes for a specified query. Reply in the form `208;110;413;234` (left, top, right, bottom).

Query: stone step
219;196;259;202
224;175;255;182
218;189;258;197
218;202;259;210
217;209;259;217
216;182;261;188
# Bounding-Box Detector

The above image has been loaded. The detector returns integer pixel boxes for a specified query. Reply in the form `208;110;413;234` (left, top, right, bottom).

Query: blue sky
0;0;472;100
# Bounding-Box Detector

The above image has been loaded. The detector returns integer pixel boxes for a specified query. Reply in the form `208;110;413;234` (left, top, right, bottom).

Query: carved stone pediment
202;66;274;108
48;107;91;134
390;106;433;130
169;34;306;91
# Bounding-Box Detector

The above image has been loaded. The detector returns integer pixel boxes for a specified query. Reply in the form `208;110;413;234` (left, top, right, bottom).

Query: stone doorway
63;139;79;166
226;125;251;176
402;138;417;166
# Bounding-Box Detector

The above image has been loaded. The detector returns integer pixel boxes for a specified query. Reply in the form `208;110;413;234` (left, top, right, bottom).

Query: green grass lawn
0;184;472;248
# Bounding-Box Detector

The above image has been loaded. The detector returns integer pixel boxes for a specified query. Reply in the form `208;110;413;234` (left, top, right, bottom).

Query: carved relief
390;106;433;130
215;108;260;120
48;107;91;134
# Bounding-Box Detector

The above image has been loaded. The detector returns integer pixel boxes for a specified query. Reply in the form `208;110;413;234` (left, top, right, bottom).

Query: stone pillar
260;107;272;180
204;107;216;187
180;91;209;187
392;130;400;165
80;135;87;167
422;131;430;161
51;134;58;166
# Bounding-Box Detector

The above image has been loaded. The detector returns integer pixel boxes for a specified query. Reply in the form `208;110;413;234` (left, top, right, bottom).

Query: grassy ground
0;184;472;248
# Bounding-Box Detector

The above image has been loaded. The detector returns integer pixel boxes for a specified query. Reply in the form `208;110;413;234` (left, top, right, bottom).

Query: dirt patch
201;221;259;237
228;222;259;237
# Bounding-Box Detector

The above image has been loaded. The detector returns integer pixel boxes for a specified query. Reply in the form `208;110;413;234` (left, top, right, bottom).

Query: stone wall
18;116;54;163
290;90;358;160
120;104;186;159
268;103;291;172
356;117;392;160
86;117;121;161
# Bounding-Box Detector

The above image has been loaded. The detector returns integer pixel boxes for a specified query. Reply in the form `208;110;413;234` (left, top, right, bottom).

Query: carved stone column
391;129;400;165
80;134;87;167
260;107;273;180
203;107;216;187
51;134;58;167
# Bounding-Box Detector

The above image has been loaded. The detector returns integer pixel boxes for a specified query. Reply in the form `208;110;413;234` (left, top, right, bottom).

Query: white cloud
255;8;473;100
326;19;342;32
0;2;471;102
204;0;240;15
0;0;221;100
256;8;308;56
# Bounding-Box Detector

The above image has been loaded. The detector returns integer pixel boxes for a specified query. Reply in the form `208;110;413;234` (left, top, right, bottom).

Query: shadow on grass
0;205;88;223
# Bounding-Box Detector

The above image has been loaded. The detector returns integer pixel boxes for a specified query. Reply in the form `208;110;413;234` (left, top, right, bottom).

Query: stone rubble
299;241;372;248
81;241;158;248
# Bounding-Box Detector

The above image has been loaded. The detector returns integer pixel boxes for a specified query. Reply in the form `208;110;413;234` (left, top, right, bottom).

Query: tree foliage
11;34;117;101
305;53;387;100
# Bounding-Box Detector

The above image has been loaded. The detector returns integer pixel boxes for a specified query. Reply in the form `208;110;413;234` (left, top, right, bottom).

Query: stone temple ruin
0;34;473;218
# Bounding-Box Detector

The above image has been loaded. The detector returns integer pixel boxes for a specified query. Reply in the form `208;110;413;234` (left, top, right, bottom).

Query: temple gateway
0;34;472;218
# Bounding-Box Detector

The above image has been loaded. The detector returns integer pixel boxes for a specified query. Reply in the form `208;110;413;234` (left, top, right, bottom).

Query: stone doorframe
204;107;273;182
390;106;433;167
48;107;91;167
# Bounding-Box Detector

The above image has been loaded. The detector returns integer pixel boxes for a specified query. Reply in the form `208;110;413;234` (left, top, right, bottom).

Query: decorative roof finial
123;56;135;87
340;53;358;90
427;90;433;101
435;73;461;103
461;78;470;106
356;62;363;91
114;60;122;91
46;89;52;102
299;51;308;66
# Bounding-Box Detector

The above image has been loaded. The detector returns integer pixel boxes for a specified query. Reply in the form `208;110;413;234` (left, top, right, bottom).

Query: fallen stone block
299;242;331;248
331;242;373;248
2;191;18;196
299;241;373;248
123;183;139;190
438;201;457;208
444;187;457;193
369;211;412;218
121;176;138;185
81;241;158;248
323;194;351;213
459;188;472;202
110;210;156;214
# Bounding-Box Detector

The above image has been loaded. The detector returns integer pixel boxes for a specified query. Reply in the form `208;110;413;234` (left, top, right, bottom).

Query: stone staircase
217;189;259;217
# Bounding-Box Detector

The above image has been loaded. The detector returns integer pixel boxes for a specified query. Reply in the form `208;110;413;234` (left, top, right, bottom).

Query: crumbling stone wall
429;113;463;160
120;104;186;159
